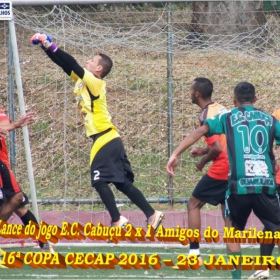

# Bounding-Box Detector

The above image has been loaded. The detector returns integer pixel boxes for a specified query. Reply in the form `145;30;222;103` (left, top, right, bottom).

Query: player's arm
190;147;210;157
0;113;34;131
167;124;209;177
195;139;223;171
30;33;83;81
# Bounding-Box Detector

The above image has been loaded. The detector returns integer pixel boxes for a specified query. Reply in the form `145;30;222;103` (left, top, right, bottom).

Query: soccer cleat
147;210;164;231
172;255;203;269
41;243;55;255
111;216;129;229
248;270;269;279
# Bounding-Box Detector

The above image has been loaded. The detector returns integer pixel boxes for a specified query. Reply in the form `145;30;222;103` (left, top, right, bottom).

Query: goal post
8;18;39;222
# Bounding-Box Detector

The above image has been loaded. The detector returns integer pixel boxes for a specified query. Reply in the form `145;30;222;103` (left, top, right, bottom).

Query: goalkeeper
30;33;164;230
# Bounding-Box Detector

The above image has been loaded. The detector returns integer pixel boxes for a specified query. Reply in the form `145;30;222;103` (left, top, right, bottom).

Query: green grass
1;245;280;279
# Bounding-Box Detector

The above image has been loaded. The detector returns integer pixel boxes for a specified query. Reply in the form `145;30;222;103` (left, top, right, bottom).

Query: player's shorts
192;174;228;206
90;130;134;186
226;193;280;231
0;160;21;198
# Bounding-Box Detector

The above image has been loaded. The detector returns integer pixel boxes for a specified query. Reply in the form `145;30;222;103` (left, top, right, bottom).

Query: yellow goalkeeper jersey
71;68;116;137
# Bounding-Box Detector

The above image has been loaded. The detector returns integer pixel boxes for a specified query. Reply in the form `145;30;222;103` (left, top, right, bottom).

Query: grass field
1;244;280;279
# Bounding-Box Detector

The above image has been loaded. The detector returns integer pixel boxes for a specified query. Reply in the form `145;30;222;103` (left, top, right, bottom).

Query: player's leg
222;204;241;253
187;195;205;263
226;194;254;279
0;188;8;268
91;135;163;228
247;192;280;280
188;174;227;263
90;133;127;225
0;161;23;221
93;180;123;225
114;178;164;229
114;148;163;230
248;187;280;279
14;192;55;254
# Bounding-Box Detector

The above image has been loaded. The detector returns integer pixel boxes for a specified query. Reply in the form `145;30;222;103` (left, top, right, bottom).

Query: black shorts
91;137;134;186
0;160;22;198
192;174;228;206
226;193;280;231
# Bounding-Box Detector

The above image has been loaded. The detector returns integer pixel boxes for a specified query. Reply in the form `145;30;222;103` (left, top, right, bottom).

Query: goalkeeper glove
30;33;58;52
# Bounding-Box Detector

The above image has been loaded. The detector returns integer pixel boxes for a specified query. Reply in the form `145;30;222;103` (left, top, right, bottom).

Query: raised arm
30;33;84;80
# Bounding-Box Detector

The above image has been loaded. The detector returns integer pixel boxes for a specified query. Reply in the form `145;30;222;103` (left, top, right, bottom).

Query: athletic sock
260;243;275;256
227;251;241;279
189;240;200;257
19;210;44;249
189;248;200;256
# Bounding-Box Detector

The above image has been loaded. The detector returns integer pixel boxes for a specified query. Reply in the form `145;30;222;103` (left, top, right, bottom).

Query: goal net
1;1;280;246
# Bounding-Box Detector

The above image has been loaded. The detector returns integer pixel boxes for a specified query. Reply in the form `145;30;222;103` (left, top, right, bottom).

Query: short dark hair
98;53;113;78
193;77;213;98
234;82;255;103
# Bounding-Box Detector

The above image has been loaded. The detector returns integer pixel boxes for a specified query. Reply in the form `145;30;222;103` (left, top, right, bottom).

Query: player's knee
92;181;108;193
9;192;24;207
15;205;28;217
115;181;134;195
187;196;204;210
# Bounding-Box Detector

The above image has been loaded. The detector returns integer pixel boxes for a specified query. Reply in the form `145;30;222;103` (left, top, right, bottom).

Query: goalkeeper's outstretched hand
30;33;58;52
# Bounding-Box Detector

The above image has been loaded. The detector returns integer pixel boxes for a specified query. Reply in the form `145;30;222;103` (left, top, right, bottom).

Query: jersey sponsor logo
245;159;268;177
231;110;272;127
78;82;84;89
239;177;274;187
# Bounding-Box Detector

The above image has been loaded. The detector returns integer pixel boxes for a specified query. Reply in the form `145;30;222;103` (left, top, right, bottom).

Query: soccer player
172;78;241;278
0;110;54;254
0;111;33;221
30;33;164;230
167;82;280;280
248;108;280;280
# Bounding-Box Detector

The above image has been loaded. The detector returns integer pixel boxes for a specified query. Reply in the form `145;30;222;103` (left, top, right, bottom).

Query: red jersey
199;102;229;180
0;110;10;168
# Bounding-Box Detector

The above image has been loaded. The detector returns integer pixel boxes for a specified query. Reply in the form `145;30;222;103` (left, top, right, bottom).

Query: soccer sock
19;210;44;249
227;251;241;279
115;181;154;218
260;243;275;256
260;242;275;270
94;181;121;222
189;241;200;256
